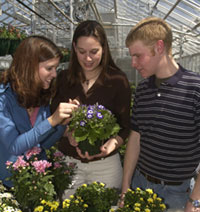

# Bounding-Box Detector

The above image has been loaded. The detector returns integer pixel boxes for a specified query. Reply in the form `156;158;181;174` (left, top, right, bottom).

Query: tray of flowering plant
68;103;120;155
6;146;76;211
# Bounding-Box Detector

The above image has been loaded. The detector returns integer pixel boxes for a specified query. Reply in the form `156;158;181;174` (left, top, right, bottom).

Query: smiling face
128;40;160;78
38;57;60;89
74;36;103;73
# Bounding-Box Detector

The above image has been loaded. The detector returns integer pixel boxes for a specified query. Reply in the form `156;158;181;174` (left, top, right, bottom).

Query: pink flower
32;160;52;173
64;170;70;174
12;156;29;170
54;162;62;169
6;161;13;166
53;151;64;158
25;147;41;160
68;162;76;168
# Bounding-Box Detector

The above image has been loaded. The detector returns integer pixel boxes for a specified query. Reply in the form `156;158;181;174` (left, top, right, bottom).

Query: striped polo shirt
131;65;200;181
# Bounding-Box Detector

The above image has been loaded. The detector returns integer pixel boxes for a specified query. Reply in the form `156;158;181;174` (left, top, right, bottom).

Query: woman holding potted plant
0;35;79;188
51;20;131;199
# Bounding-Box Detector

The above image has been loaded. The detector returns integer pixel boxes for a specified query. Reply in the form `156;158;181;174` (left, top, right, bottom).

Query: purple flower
96;112;103;119
88;105;95;110
80;121;86;126
98;105;105;110
87;109;94;114
87;114;93;119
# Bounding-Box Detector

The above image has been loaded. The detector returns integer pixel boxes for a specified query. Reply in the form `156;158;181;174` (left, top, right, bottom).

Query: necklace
84;71;101;86
85;80;89;86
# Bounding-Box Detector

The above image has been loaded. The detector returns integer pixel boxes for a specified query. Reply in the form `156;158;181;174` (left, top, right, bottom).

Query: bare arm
121;130;140;197
185;173;200;212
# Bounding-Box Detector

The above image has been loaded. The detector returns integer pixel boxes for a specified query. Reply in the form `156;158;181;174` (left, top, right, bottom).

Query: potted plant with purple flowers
68;103;120;155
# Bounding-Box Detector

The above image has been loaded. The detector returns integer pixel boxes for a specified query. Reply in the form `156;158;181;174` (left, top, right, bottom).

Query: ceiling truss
0;0;199;59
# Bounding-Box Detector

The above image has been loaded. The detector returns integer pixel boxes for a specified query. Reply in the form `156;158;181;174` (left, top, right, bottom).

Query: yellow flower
160;203;166;209
34;206;44;212
135;203;141;207
146;188;153;194
83;204;88;208
100;182;105;187
136;187;141;191
153;193;157;199
64;203;70;208
74;200;79;204
145;209;151;212
134;207;141;211
82;184;87;187
41;200;46;204
64;199;70;203
157;197;162;202
147;198;153;203
50;202;59;211
69;195;74;199
63;199;71;208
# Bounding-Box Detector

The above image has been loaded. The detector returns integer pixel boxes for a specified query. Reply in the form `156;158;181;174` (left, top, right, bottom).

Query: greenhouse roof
0;0;200;59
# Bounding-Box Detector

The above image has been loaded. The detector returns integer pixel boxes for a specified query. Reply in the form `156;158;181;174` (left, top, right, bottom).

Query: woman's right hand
48;100;79;127
63;129;78;147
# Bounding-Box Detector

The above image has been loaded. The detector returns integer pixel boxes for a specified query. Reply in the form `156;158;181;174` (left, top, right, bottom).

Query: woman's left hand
76;136;122;160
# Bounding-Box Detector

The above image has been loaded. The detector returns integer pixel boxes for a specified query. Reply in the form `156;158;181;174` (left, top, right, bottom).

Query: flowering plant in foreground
73;181;118;212
34;200;60;212
6;147;55;211
33;197;87;212
33;182;118;212
0;181;21;212
68;103;120;155
45;146;77;202
116;187;166;212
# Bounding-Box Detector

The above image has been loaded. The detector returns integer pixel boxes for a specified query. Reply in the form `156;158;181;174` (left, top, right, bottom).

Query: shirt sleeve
0;97;65;155
114;73;131;141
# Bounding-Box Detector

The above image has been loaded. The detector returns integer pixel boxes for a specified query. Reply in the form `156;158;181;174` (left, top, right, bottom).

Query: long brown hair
0;35;62;108
66;20;120;86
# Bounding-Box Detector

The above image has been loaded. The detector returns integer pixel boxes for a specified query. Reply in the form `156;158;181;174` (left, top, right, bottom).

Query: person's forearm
121;130;140;194
184;173;200;212
190;173;200;200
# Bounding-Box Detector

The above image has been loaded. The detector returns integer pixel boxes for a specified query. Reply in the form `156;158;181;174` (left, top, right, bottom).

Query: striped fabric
131;65;200;181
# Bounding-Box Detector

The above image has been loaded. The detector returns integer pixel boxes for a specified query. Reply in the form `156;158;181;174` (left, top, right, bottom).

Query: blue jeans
131;169;190;211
